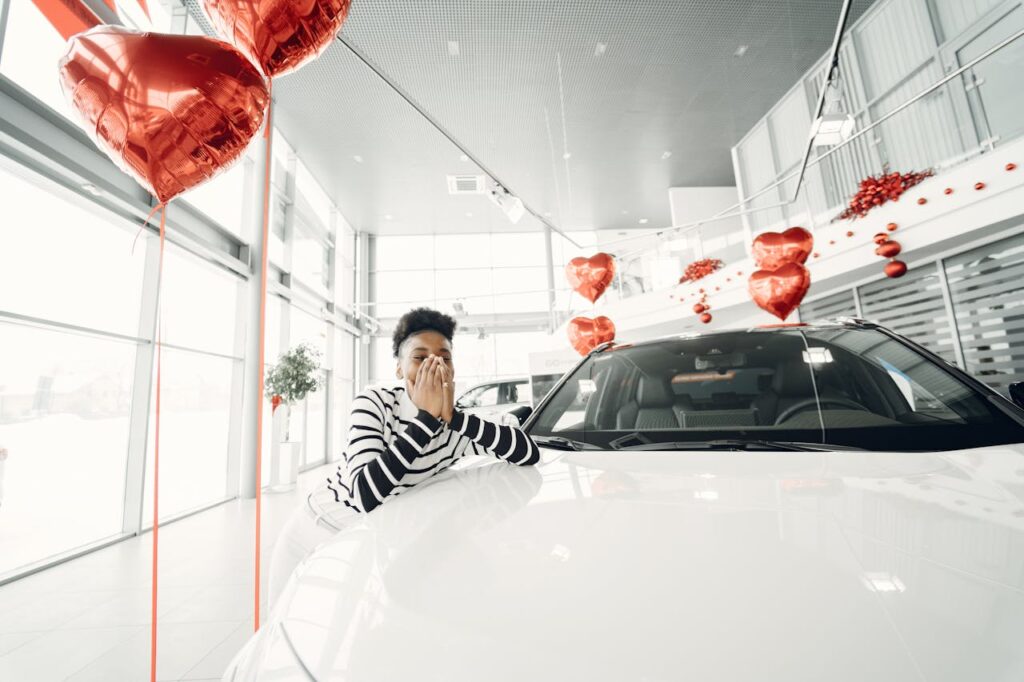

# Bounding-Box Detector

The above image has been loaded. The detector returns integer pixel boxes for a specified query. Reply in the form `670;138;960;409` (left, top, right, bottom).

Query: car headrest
637;376;674;408
772;360;816;397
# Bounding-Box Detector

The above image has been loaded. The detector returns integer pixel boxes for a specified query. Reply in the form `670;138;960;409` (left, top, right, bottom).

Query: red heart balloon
747;263;811;321
203;0;352;78
751;227;813;270
59;26;269;204
567;316;616;356
565;253;616;304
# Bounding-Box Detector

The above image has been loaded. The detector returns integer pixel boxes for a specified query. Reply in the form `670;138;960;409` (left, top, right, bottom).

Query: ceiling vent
447;175;486;195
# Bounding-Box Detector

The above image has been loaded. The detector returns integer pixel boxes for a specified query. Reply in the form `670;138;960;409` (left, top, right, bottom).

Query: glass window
295;159;333;228
292;224;331;294
956;6;1024;146
289;305;328;357
0;165;146;336
0;320;136;578
182;155;251;238
436;269;492;314
302;376;327;468
528;328;1023;451
159;244;241;357
142;348;234;524
375;236;434;271
492;267;548;313
435;234;490;269
491;232;546;267
506;380;533;405
1;0;77;117
460;384;500;408
493;331;550;378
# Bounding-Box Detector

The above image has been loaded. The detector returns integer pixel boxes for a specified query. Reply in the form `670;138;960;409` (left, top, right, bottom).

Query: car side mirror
1009;382;1024;410
508;405;533;425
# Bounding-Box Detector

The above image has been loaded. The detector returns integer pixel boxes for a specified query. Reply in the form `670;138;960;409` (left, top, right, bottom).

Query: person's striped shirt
322;385;540;514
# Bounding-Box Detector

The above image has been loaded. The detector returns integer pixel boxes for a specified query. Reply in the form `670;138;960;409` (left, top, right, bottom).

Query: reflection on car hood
232;445;1024;682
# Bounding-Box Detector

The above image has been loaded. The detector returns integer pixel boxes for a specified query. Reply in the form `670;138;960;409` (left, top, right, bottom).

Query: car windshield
528;326;1024;452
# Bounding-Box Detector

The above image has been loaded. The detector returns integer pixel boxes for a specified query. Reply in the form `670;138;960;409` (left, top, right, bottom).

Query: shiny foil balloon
751;227;813;270
59;26;269;204
202;0;352;78
567;316;616;356
748;263;811;322
565;253;616;304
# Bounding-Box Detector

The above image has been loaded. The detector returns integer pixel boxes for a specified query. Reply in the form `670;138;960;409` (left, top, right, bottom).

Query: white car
225;319;1024;681
455;377;532;420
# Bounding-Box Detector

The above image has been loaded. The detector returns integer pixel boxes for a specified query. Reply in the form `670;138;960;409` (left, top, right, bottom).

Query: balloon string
151;202;166;682
132;203;166;256
254;80;273;632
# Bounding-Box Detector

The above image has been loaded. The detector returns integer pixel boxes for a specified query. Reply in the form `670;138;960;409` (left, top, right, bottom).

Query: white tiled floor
0;463;334;681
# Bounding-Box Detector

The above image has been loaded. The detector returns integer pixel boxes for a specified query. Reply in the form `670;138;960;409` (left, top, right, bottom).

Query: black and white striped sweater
323;385;541;514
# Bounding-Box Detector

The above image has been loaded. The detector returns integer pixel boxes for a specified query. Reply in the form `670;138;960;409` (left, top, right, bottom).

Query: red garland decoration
836;168;934;220
678;258;724;283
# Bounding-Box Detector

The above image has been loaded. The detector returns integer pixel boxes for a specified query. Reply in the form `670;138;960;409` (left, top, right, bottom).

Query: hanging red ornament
975;182;986;191
944;187;954;195
693;303;706;314
917;197;927;205
565;253;617;303
679;258;724;283
846;231;854;237
829;240;835;245
887;222;898;232
837;168;934;220
873;233;889;244
271;394;283;414
875;241;902;258
813;252;820;258
1006;162;1017;171
699;313;713;324
885;260;908;278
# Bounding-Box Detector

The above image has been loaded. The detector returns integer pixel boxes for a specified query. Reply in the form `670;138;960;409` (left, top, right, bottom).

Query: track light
812;79;854;146
487;182;525;224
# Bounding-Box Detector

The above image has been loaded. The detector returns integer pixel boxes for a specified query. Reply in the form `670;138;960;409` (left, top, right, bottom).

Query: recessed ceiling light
459;154;469;162
639;218;649;224
384;214;393;220
447;40;460;56
465;212;473;218
594;42;607;57
562;152;572;160
661;150;672;160
353;155;363;163
734;45;749;57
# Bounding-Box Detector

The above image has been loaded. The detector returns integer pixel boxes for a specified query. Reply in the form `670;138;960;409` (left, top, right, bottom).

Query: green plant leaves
265;343;323;405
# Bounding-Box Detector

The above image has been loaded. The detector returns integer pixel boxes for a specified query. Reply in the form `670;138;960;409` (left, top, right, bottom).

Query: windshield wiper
532;435;601;451
614;439;859;452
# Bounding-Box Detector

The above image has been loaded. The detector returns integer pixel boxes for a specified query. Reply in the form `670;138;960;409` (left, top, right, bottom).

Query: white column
239;114;274;499
543;224;557;332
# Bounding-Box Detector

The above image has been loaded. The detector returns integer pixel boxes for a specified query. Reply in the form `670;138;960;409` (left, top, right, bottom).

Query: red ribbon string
254;81;274;631
30;0;101;40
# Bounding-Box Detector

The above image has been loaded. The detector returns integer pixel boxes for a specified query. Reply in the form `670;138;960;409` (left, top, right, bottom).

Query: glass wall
0;0;362;578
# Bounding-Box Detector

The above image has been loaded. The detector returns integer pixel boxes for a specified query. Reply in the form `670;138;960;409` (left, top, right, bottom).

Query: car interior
530;328;1019;449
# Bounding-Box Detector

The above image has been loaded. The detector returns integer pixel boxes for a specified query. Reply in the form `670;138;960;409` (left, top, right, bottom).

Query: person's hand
407;355;445;418
436;362;454;424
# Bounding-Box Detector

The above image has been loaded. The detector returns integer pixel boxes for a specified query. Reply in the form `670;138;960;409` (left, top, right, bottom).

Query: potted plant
265;343;323;491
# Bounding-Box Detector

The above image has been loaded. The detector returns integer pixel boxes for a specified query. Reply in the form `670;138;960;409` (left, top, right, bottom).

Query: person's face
397;331;454;384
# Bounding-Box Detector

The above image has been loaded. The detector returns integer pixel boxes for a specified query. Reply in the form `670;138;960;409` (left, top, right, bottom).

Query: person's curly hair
392;307;457;358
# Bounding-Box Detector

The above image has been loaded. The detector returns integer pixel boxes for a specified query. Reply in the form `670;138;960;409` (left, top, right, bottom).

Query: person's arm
331;359;447;513
446;409;541;465
435;362;540;466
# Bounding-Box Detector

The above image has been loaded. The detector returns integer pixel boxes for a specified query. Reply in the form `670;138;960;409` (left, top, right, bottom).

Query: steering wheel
774;397;869;425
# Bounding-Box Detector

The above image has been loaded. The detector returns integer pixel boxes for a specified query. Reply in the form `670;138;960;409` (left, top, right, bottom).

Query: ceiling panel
188;0;878;236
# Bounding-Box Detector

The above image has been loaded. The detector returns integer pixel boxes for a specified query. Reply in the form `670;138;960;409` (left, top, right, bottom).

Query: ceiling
191;0;878;236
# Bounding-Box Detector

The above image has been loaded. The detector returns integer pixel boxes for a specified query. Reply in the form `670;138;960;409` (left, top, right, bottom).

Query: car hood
233;445;1024;682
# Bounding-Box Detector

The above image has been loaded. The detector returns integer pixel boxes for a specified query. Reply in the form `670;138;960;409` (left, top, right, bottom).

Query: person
268;307;541;605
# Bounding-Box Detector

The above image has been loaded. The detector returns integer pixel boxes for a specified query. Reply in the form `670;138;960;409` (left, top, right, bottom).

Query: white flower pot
268;403;301;492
